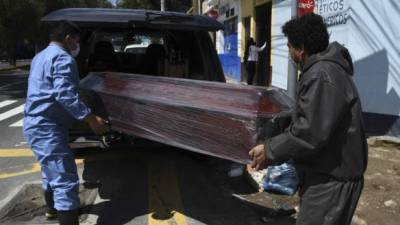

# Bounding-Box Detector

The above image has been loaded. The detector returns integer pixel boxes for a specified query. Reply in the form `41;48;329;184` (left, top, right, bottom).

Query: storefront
203;0;241;82
240;0;272;86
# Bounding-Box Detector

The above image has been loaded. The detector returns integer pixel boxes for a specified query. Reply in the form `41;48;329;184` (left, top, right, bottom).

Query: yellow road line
0;148;33;157
0;163;41;179
148;161;187;225
0;159;84;180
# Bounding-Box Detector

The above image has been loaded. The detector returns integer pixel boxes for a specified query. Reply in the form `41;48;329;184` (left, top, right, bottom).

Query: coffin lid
41;8;223;31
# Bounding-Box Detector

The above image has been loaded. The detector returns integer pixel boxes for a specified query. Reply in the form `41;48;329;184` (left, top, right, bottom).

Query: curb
0;181;98;225
367;136;400;145
81;191;104;225
0;181;41;220
0;64;30;72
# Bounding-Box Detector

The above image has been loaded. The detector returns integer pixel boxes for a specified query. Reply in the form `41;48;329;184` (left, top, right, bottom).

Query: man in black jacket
249;13;368;225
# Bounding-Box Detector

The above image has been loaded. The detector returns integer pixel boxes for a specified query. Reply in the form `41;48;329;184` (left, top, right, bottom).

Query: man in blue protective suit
23;21;108;225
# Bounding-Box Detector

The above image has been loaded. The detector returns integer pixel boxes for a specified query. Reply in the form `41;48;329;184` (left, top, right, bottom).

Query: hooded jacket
265;42;368;181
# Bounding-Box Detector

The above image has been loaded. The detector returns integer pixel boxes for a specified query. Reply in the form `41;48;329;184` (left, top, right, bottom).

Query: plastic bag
262;160;299;195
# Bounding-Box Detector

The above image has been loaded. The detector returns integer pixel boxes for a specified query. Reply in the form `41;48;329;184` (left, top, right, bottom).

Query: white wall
271;0;400;117
348;0;400;117
271;0;292;89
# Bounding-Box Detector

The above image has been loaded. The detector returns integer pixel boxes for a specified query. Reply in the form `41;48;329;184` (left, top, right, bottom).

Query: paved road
0;70;28;148
0;60;31;70
0;69;39;207
0;70;296;225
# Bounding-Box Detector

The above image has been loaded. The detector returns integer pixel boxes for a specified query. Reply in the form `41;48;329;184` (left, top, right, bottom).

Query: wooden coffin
80;72;293;164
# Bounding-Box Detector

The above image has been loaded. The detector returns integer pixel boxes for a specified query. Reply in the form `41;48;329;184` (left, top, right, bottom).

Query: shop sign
315;0;349;27
298;0;315;17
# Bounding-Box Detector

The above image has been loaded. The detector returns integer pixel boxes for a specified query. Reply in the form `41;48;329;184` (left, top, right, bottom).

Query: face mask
70;43;80;58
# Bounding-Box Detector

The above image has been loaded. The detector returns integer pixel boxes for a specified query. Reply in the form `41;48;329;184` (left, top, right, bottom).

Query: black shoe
45;208;58;219
44;191;58;219
58;210;80;225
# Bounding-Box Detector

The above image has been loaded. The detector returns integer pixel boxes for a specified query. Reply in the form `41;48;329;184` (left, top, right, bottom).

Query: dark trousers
296;178;363;225
246;61;256;85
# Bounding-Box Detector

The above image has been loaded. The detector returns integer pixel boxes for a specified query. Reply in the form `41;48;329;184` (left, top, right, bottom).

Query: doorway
255;2;272;86
242;16;251;82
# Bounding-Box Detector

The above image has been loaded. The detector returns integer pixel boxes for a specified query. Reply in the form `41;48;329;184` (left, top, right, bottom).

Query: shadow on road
76;142;297;225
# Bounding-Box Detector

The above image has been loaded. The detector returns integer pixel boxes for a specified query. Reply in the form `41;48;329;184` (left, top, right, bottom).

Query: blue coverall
23;43;91;211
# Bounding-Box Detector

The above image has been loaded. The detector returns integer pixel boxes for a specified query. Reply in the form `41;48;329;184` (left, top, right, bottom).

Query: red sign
207;9;219;20
297;0;315;17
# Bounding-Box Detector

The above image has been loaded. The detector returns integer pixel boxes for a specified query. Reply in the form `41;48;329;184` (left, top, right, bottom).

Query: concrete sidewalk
225;76;247;85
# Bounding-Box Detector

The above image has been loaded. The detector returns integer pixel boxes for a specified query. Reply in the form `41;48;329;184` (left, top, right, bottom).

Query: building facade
271;0;400;136
203;0;242;82
203;0;400;136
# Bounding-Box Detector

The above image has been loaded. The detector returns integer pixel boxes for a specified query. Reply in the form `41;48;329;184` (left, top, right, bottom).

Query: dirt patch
0;183;97;225
353;142;400;225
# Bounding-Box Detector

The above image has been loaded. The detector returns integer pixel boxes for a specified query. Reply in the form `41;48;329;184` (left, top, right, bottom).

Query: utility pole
192;0;198;14
198;0;202;14
192;0;202;14
287;0;298;100
161;0;165;11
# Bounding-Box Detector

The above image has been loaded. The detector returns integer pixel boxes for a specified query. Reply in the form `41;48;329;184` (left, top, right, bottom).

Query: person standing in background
244;38;266;85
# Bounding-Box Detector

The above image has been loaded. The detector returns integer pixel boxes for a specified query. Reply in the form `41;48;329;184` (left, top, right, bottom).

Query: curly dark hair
282;13;329;55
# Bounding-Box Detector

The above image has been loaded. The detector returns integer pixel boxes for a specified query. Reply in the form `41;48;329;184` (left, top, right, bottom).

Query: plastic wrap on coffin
80;72;294;164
